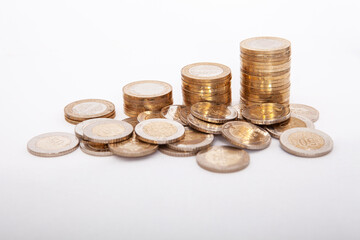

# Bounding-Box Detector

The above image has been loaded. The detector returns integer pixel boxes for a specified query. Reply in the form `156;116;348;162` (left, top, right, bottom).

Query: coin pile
240;36;291;125
123;80;173;117
181;62;232;106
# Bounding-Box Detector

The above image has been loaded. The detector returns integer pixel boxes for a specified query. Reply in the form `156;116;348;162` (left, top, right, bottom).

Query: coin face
265;114;314;139
190;102;237;123
64;99;115;121
187;114;223;134
240;37;291;53
27;132;79;157
181;62;231;82
122;117;139;128
290;104;319;122
167;127;214;152
161;105;187;125
137;111;163;122
280;128;333;157
123;80;172;98
79;141;113;157
83;119;133;144
196;146;250;173
108;135;158;158
159;146;198;157
242;103;291;125
221;121;271;150
135;119;185;144
75;118;113;139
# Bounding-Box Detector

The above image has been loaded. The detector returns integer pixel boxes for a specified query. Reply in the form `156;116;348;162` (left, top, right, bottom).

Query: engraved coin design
290;104;319;122
191;102;237;123
64;99;115;121
196;146;250;173
123;80;172;98
161;105;187;125
137;111;163;122
79;141;113;157
167;127;214;152
188;65;224;77
187;114;223;134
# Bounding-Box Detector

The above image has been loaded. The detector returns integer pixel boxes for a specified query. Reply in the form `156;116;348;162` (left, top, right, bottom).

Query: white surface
1;0;360;239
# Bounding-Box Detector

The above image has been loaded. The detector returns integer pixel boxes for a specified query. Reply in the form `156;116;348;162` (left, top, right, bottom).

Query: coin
65;113;116;125
190;102;237;123
265;114;315;139
167;127;214;152
240;36;291;54
289;104;319;122
280;128;333;157
160;105;187;125
179;106;191;125
83;119;133;144
135;119;185;144
242;103;291;125
159;146;198;157
123;80;172;98
74;118;113;139
137;111;163;122
196;146;250;173
79;140;113;157
221;121;271;150
122;117;139;128
187;114;223;134
231;103;243;120
64;99;115;122
181;62;231;82
27;132;79;157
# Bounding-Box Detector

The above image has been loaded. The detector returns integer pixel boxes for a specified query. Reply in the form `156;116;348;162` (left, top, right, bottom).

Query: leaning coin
122;117;139;128
221;121;271;150
135;119;185;144
167;127;213;152
179;106;191;125
27;132;79;157
231;103;244;120
187;114;223;134
159;146;198;157
64;99;115;121
79;141;113;156
196;146;250;173
280;127;333;157
290;104;319;122
75;118;113;139
137;111;163;122
265;114;314;139
83;119;133;144
191;102;237;123
161;105;187;125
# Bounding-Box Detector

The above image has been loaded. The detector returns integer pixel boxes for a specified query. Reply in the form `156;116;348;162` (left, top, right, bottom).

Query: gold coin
161;105;187;125
196;146;250;173
221;121;271;150
135;119;185;144
242;103;291;125
182;85;231;96
159;146;198;157
280;128;333;157
181;62;231;82
187;114;223;134
240;36;291;54
79;140;113;157
123;80;172;99
179;106;191;124
167;127;214;152
241;71;290;81
121;117;139;128
83;119;133;144
182;77;231;88
65;111;116;125
64;99;115;122
265;114;315;139
74;118;113;139
191;102;237;123
137;111;163;122
289;103;319;122
27;132;79;157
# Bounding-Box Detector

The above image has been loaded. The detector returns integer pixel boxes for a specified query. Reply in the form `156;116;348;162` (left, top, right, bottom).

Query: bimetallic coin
265;114;314;139
242;103;291;125
79;141;113;157
161;105;187;125
240;36;291;54
167;127;214;152
75;118;113;139
191;102;237;123
123;80;172;98
137;111;163;122
187;114;223;134
122;117;139;128
221;121;271;150
196;146;250;173
83;119;133;144
27;132;79;157
280;128;333;158
290;104;319;122
64;99;115;121
135;119;185;144
159;146;198;157
181;62;232;82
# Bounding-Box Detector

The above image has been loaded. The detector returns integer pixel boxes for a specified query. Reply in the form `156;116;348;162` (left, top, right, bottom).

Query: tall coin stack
123;80;173;117
240;37;291;124
181;62;232;106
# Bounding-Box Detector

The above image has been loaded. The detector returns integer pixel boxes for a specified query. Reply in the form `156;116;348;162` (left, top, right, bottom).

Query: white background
1;0;360;239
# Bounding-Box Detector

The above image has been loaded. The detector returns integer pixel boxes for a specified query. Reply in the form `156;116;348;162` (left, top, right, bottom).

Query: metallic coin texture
135;119;185;144
64;99;115;121
27;132;79;157
290;104;319;122
190;102;237;123
161;105;187;125
280;128;333;158
79;140;113;157
196;146;250;173
187;114;223;134
221;121;271;150
231;103;244;120
179;106;191;125
83;119;133;144
65;113;116;125
159;146;198;157
123;80;172;98
167;127;214;152
122;117;139;128
137;111;163;122
242;103;291;125
75;118;113;139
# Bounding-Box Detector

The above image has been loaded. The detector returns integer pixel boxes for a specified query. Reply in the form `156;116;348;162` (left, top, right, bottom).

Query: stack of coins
181;62;232;106
123;80;173;117
240;36;291;125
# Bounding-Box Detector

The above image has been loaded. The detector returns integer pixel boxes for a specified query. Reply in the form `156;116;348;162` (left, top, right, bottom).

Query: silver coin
290;104;319;122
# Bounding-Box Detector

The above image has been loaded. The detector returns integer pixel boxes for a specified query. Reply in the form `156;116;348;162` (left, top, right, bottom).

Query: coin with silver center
27;132;79;157
79;140;113;157
137;111;163;122
196;146;250;173
280;127;333;158
290;104;319;122
159;146;198;157
187;114;223;134
75;118;113;139
161;105;187;125
191;102;237;123
167;127;214;152
64;99;115;121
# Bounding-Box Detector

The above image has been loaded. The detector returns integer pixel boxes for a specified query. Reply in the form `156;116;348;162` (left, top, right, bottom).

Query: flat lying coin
196;146;250;173
179;106;191;125
159;146;198;157
135;119;185;144
167;127;213;152
290;104;319;122
122;117;139;128
108;134;158;158
137;111;163;122
64;99;115;121
280;127;333;157
75;118;113;139
191;102;237;123
83;119;133;144
242;103;290;125
79;141;113;156
221;121;271;150
27;132;79;157
161;105;187;125
265;114;314;139
187;114;223;134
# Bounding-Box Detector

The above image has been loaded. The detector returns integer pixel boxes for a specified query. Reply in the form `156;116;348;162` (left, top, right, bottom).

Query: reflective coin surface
122;117;139;128
290;103;319;122
123;80;172;98
167;127;214;152
159;146;198;157
161;105;187;125
242;103;290;125
191;102;237;123
179;106;191;124
187;114;223;134
64;99;115;121
137;111;163;122
75;118;113;139
231;103;243;120
80;140;113;157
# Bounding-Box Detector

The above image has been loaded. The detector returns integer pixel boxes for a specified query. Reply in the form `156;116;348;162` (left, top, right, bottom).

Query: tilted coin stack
240;37;291;125
181;62;232;106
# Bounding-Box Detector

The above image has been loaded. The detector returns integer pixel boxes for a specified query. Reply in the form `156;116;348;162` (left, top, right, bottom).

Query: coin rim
167;127;214;152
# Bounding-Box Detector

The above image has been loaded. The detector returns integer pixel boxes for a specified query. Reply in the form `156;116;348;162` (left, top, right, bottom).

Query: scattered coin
221;121;271;150
190;102;237;123
27;132;79;157
265;114;314;139
79;140;113;156
280;128;333;157
137;111;163;122
242;103;291;125
83;119;133;144
187;114;223;134
64;99;115;122
167;127;214;152
135;119;185;144
161;105;187;125
159;146;198;157
122;117;139;128
290;104;319;122
196;146;250;173
74;118;113;139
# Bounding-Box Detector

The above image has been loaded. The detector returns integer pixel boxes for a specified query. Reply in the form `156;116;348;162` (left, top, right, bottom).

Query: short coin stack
181;62;232;106
123;80;173;117
240;36;291;125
